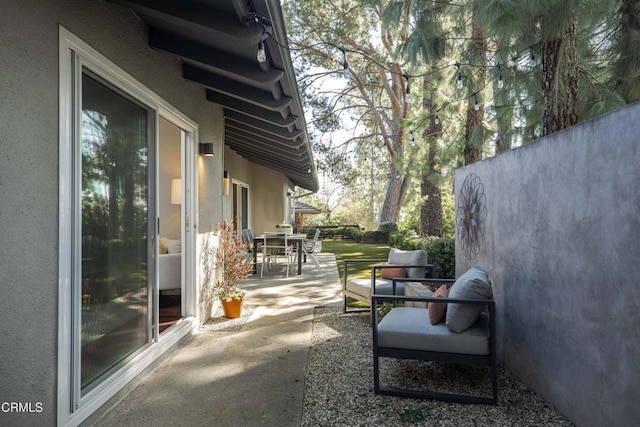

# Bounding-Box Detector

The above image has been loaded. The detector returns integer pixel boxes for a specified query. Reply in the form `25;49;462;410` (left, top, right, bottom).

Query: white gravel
302;307;573;427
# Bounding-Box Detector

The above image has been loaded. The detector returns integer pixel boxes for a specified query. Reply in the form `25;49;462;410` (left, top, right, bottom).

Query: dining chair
260;232;295;278
302;228;322;272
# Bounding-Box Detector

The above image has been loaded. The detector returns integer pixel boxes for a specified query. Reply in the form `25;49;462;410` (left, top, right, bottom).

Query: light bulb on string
257;40;266;63
434;114;440;125
497;72;504;89
343;60;350;80
474;93;480;111
340;47;350;81
404;74;412;104
456;73;463;90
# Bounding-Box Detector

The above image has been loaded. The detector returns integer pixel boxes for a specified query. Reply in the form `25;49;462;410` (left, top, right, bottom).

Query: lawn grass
321;239;391;309
321;239;390;283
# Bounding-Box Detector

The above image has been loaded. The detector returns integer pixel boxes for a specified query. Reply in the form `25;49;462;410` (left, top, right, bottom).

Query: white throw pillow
161;237;181;254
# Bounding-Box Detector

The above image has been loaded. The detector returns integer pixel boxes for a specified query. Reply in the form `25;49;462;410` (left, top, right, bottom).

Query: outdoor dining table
253;233;307;275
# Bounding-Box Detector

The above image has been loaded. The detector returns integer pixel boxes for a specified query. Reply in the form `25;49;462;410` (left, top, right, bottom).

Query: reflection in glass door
79;71;152;392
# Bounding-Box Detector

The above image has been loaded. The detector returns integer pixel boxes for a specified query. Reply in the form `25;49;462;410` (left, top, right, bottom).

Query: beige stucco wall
250;164;293;234
223;146;294;234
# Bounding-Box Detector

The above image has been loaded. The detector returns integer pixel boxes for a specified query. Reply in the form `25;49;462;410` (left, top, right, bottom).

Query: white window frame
57;26;199;427
232;178;251;230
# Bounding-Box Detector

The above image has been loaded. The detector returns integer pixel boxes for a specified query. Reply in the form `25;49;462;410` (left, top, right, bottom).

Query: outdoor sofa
372;266;497;404
342;248;432;312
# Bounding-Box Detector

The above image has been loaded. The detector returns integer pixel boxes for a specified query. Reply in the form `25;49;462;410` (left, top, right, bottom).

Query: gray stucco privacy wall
455;103;640;426
0;1;223;425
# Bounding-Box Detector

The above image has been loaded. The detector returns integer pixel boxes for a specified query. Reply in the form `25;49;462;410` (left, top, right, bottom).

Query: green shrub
362;230;388;244
388;233;455;279
346;228;364;242
388;230;416;248
378;222;399;234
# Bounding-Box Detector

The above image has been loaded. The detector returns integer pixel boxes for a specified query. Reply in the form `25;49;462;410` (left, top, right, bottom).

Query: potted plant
275;223;293;235
213;221;253;318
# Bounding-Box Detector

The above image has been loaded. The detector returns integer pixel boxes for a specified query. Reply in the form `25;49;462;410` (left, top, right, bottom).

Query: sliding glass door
79;71;153;392
59;30;199;423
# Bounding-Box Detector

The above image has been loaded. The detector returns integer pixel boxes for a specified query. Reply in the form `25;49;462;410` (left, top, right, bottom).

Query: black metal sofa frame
372;278;497;404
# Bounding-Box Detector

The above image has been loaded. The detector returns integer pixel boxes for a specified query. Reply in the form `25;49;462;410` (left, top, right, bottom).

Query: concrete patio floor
89;252;343;426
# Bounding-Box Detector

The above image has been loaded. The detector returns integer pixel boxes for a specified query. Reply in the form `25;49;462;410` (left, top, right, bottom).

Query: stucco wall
455;103;640;426
223;146;293;234
250;164;293;234
0;1;223;425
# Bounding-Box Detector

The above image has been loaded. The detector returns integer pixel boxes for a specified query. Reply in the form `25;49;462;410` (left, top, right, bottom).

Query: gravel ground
302;307;574;427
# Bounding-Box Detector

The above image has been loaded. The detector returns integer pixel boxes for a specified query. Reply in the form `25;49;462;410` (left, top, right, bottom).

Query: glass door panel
241;186;249;230
80;72;150;391
158;117;184;333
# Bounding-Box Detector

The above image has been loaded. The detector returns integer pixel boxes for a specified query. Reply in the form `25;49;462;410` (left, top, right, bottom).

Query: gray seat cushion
377;307;490;355
446;267;492;333
346;278;405;298
388;248;428;278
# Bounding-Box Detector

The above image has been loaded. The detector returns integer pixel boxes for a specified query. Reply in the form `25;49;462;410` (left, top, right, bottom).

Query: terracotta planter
220;297;244;319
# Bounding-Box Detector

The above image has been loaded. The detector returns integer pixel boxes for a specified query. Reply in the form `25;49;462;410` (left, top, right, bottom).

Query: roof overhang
109;0;318;191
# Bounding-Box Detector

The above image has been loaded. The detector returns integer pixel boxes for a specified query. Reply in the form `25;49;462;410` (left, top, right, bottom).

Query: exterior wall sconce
199;142;214;157
223;170;230;196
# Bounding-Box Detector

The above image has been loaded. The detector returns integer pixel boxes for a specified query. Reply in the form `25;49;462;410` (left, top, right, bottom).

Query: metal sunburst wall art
457;173;487;260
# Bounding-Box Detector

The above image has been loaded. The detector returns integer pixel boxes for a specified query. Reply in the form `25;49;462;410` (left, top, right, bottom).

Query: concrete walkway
91;252;343;426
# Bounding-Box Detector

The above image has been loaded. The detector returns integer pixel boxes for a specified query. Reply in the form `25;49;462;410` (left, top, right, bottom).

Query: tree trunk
420;76;443;237
379;161;407;224
494;38;511;154
463;4;486;166
541;7;578;136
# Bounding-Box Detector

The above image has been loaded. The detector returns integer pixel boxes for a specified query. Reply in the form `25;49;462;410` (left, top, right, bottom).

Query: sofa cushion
446;267;492;333
378;307;490;355
404;282;433;308
346;278;405;299
388;248;428;278
428;284;449;325
376;280;405;295
159;238;169;254
381;262;407;279
161;237;182;254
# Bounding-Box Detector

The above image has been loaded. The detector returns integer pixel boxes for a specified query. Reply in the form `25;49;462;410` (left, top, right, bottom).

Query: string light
404;74;412;104
254;15;270;63
340;47;350;80
257;39;267;63
248;11;542;127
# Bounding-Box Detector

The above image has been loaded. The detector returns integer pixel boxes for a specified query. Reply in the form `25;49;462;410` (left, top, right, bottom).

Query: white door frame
57;26;199;427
